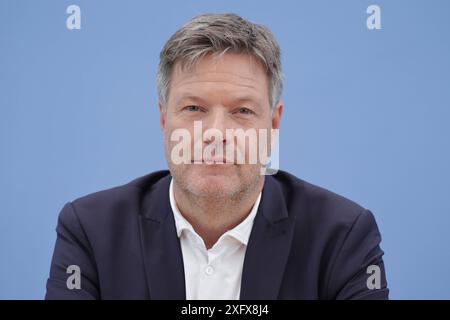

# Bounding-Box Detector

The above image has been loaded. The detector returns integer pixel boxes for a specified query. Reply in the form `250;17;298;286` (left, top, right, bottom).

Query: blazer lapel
240;175;296;300
138;174;186;299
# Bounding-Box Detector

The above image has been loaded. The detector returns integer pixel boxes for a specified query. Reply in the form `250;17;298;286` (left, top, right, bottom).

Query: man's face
160;53;282;198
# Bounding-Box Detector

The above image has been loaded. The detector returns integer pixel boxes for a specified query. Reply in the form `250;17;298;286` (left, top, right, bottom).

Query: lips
192;156;234;165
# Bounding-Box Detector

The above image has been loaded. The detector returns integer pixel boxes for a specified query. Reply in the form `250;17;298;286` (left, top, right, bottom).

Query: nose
202;107;229;144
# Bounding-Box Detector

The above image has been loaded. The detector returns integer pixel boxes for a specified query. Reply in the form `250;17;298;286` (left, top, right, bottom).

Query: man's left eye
237;107;253;115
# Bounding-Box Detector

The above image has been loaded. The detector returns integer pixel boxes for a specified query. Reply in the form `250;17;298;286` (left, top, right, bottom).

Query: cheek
232;125;272;162
163;123;196;166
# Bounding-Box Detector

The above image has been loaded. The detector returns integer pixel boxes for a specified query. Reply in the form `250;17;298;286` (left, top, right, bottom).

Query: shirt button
205;265;214;276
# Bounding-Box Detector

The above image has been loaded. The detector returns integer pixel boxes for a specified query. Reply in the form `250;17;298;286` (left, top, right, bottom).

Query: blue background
1;0;449;299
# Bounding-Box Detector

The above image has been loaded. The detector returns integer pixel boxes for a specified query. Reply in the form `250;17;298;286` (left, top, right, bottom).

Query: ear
271;101;283;129
158;101;166;130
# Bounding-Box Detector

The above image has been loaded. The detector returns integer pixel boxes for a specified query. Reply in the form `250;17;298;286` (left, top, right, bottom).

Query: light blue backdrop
1;0;449;299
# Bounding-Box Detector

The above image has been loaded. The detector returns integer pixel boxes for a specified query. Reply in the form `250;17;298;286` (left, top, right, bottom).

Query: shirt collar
169;178;262;246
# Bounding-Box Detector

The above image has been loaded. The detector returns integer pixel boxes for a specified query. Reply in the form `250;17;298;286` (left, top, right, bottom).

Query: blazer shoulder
66;170;171;223
272;170;368;227
272;171;386;299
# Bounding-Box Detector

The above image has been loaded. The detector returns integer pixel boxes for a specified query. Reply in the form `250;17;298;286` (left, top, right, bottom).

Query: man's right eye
183;105;201;112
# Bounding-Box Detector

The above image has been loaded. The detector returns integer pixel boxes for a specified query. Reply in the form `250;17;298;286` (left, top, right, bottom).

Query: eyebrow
174;94;261;108
174;95;207;106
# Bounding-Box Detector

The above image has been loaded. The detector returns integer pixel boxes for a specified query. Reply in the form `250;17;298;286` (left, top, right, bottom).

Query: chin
170;163;260;198
189;175;239;197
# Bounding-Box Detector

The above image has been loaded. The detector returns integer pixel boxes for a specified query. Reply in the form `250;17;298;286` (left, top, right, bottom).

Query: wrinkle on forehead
170;53;268;95
172;73;259;90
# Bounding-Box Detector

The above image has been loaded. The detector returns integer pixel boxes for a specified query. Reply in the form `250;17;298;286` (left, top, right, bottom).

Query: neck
173;178;264;249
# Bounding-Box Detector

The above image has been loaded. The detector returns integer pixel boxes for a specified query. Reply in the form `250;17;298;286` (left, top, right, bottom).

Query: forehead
169;53;269;105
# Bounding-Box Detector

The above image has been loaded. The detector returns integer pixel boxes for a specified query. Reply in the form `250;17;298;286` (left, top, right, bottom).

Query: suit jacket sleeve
45;202;99;300
327;209;389;299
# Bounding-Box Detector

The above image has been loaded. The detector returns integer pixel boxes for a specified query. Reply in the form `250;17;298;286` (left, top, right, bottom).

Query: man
46;13;388;300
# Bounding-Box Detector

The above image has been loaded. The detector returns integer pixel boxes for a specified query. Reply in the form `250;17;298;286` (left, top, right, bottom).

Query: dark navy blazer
45;170;389;299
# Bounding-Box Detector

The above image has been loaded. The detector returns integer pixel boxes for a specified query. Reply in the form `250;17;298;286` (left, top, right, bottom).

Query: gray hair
157;13;283;111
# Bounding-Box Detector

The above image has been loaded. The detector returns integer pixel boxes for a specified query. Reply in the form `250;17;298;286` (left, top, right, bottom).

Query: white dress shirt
169;178;262;300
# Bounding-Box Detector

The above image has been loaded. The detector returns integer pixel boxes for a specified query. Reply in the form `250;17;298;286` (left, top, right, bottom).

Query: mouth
191;158;235;165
